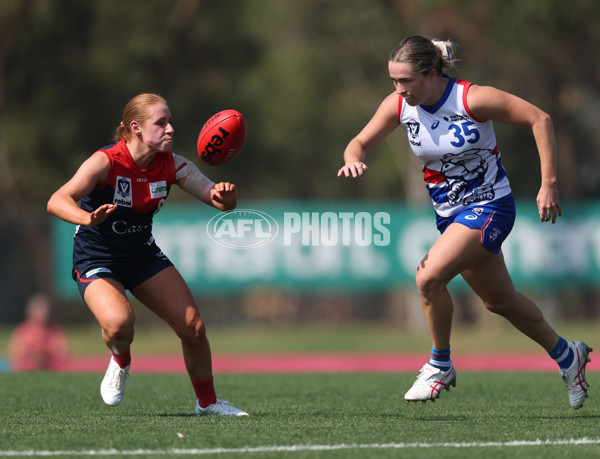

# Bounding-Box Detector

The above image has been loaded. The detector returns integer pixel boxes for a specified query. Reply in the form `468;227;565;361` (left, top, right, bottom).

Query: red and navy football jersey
74;141;177;259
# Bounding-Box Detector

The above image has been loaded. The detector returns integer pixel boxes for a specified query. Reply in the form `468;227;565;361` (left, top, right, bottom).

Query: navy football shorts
72;240;174;298
435;195;516;254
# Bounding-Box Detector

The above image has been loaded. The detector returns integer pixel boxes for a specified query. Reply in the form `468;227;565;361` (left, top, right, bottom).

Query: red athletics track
54;352;597;373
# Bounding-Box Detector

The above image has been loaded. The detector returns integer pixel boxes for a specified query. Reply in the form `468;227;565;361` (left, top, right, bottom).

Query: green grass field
1;371;599;458
1;322;599;458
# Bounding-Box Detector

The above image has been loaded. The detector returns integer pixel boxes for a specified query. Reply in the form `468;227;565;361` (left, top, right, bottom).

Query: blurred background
1;0;599;360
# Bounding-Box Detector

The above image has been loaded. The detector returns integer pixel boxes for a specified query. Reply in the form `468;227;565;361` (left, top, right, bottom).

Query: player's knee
102;312;135;342
483;298;511;315
179;314;207;345
415;268;446;299
190;319;207;342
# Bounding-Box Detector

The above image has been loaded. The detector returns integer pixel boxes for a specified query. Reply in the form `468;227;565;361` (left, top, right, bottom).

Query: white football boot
100;357;130;406
405;363;457;403
559;341;592;410
195;399;249;416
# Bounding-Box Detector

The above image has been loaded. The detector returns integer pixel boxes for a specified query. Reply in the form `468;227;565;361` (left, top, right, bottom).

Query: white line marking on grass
1;438;600;456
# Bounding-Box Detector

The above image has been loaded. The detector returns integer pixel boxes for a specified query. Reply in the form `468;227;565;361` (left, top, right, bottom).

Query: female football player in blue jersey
48;93;248;416
338;36;591;409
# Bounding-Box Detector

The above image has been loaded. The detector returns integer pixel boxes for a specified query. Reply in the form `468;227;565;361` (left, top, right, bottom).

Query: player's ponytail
389;35;458;75
431;39;458;71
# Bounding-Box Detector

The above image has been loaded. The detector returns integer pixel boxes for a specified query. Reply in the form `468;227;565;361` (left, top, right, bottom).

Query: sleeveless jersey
74;140;177;260
398;77;512;218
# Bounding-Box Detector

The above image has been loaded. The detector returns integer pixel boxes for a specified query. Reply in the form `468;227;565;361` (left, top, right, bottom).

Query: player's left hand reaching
209;182;237;211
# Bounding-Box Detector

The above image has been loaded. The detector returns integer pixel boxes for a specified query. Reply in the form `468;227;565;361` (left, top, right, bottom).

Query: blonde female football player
48;93;248;416
338;35;591;409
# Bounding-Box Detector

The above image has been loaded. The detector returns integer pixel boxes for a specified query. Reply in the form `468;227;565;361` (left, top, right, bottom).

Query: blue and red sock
429;346;452;370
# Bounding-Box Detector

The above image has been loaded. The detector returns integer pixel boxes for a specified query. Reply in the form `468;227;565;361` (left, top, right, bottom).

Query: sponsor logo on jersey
149;181;168;199
85;267;112;278
112;221;152;235
114;176;133;207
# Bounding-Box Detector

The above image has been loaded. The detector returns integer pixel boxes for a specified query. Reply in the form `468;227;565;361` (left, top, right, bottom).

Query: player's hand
536;184;562;223
337;161;368;179
211;182;237;211
89;204;117;226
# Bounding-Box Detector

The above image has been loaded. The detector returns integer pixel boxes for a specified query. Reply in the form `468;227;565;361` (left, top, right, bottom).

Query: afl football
197;109;246;165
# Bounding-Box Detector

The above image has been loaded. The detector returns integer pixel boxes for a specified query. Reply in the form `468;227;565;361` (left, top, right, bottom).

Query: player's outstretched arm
337;92;399;180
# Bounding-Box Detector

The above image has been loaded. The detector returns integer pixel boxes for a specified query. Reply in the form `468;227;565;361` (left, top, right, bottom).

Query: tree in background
1;0;599;315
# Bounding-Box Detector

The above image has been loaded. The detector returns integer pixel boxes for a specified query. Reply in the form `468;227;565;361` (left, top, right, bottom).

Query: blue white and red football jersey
398;78;512;217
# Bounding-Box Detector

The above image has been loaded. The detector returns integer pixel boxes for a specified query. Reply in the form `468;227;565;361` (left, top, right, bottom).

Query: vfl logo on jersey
114;176;133;207
149;181;168;199
407;119;422;147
